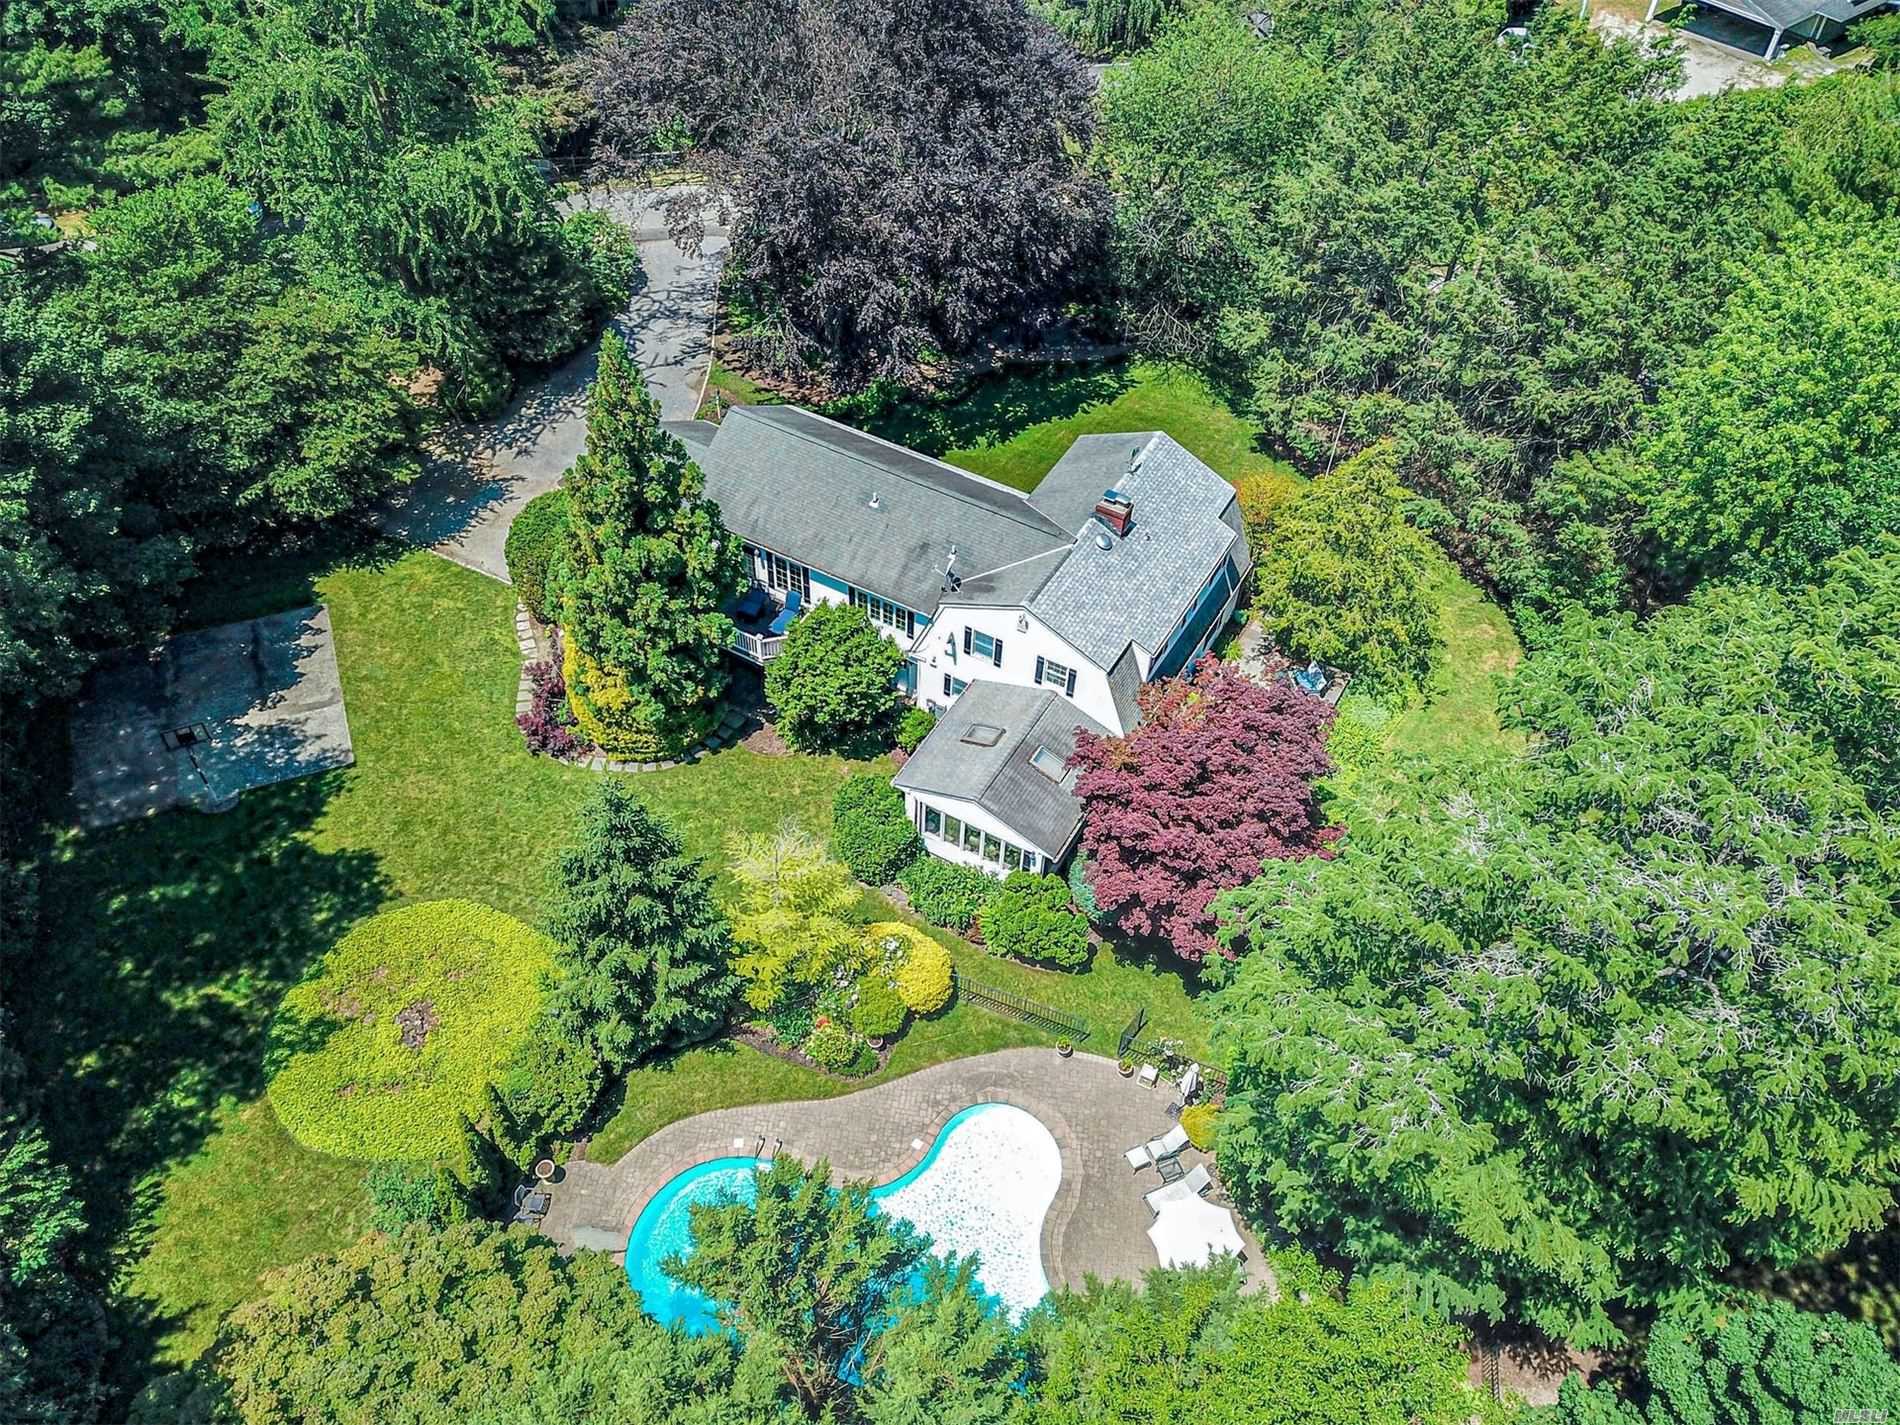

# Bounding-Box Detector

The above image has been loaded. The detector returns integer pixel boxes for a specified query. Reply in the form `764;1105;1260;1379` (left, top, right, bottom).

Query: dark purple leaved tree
589;0;1109;384
1070;656;1339;961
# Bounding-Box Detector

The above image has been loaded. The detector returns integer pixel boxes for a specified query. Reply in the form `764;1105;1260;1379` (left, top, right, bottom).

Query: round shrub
764;601;906;753
850;976;908;1038
899;855;1000;932
267;900;556;1161
1180;1102;1220;1153
896;706;937;753
869;921;953;1014
804;1022;874;1075
503;489;570;622
979;871;1090;969
831;774;922;885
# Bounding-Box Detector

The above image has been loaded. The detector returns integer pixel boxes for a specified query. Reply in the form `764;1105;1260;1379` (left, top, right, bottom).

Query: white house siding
743;543;929;652
917;602;1130;734
899;788;1064;878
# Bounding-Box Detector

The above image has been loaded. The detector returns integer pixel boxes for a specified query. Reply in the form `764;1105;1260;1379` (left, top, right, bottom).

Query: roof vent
960;723;1006;748
868;492;882;510
1094;530;1113;552
1094;489;1134;536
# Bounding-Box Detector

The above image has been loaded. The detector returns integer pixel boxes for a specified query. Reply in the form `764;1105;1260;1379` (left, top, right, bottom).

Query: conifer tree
558;332;747;757
545;783;739;1067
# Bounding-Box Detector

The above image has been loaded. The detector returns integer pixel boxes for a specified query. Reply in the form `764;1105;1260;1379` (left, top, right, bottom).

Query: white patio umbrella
1179;1062;1201;1100
1146;1193;1245;1269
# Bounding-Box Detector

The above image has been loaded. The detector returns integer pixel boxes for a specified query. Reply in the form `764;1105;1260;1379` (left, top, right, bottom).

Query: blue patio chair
768;587;803;636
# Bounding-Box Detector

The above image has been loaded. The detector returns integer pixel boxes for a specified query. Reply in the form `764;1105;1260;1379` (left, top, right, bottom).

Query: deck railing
731;628;787;664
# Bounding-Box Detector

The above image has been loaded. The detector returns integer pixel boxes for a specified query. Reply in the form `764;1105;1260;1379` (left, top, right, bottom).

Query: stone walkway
540;1047;1272;1297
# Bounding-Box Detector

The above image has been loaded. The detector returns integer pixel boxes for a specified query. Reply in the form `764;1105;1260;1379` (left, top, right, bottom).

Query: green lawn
866;359;1300;498
27;539;1210;1381
1387;556;1525;764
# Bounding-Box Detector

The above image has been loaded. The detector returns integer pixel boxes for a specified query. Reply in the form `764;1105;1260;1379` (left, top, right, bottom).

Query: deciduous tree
728;822;864;1012
765;603;905;754
1210;560;1900;1344
592;0;1109;383
1070;656;1337;960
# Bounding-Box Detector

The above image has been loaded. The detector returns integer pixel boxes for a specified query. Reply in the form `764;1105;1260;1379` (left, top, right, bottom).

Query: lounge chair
768;587;803;635
1124;1143;1154;1171
1144;1164;1214;1214
1145;1124;1190;1163
1145;1179;1195;1213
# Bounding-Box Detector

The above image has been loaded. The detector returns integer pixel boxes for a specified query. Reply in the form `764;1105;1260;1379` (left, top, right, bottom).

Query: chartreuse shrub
502;489;569;621
564;638;706;760
266;900;556;1161
869;922;952;1014
979;871;1090;969
897;855;998;932
1180;1103;1219;1153
831;774;922;885
803;1021;876;1076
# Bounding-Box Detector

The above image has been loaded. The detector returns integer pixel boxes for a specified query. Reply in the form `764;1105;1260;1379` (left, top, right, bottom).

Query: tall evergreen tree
558;331;748;758
670;1157;929;1418
856;1258;1024;1425
1250;443;1443;700
1211;555;1900;1344
1533;1301;1900;1425
544;782;740;1068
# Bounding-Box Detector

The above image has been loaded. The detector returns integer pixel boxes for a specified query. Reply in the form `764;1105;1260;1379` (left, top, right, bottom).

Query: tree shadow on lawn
862;362;1137;461
16;771;392;1398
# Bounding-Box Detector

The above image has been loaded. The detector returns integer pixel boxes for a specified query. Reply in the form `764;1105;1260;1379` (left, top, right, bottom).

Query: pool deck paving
539;1047;1272;1298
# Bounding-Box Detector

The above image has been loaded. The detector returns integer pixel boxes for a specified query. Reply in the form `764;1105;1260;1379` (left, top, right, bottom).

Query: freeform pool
624;1102;1062;1330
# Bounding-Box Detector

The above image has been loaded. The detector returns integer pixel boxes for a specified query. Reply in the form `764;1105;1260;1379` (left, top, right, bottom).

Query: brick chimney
1093;489;1134;537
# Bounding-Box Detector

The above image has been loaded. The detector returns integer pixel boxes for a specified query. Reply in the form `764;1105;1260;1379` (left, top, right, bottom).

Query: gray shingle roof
1025;434;1247;669
892;680;1108;857
1706;0;1873;26
693;406;1069;615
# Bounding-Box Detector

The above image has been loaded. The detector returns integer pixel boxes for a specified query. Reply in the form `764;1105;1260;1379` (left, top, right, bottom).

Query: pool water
624;1102;1061;1330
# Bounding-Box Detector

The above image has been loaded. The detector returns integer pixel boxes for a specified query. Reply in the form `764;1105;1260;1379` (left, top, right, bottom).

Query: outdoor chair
1179;1163;1213;1197
1137;1063;1160;1088
734;586;769;622
1157;1156;1185;1185
1124;1143;1154;1171
1146;1123;1190;1162
768;588;803;635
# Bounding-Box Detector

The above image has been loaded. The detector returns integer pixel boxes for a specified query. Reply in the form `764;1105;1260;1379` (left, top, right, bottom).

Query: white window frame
762;550;810;601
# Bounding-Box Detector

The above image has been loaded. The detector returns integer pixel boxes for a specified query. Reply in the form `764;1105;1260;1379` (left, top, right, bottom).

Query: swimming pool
624;1102;1061;1330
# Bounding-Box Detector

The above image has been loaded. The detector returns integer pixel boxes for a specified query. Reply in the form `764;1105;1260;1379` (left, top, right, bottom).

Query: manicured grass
1387;556;1526;764
29;539;1212;1383
867;359;1300;496
696;359;778;419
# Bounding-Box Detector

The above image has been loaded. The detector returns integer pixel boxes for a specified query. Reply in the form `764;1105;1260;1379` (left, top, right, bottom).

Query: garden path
373;185;726;580
539;1046;1272;1298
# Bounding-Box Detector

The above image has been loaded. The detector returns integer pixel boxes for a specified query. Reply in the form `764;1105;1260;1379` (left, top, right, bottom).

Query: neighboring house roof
1705;0;1876;26
690;405;1069;615
1022;434;1248;670
893;680;1108;857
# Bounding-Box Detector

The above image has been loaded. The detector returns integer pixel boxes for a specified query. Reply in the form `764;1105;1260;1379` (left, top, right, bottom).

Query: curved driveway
374;185;727;579
540;1046;1272;1297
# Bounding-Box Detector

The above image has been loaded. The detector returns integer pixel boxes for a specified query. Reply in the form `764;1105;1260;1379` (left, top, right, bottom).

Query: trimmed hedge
503;489;570;622
979;871;1090;969
266;900;556;1161
898;855;999;932
804;1021;875;1075
831;774;922;886
868;921;953;1014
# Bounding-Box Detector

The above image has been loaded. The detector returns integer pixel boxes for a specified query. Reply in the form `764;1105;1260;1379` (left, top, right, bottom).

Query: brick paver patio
540;1047;1271;1297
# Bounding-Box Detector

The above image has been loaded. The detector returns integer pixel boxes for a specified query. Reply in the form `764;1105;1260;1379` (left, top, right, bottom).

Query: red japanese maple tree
1069;655;1339;961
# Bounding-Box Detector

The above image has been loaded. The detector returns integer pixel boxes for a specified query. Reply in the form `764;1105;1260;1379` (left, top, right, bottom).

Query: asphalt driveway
374;185;728;580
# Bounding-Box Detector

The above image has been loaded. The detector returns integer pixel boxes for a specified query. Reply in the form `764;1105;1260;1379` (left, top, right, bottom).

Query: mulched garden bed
730;1023;894;1080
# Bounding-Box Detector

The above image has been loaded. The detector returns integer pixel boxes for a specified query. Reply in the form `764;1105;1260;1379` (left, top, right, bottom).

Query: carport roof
1700;0;1866;28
